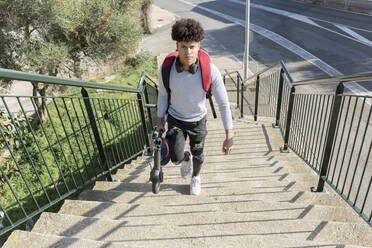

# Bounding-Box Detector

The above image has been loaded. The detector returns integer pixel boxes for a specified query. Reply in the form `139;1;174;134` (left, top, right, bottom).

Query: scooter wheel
152;177;160;194
159;170;164;183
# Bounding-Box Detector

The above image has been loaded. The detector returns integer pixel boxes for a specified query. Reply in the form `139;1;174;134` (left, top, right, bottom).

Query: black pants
166;114;207;177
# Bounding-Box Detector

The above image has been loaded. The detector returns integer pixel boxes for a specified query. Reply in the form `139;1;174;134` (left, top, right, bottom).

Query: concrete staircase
4;113;372;247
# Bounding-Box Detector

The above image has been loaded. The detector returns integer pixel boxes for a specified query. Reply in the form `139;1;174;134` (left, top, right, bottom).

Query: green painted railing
0;69;157;237
224;63;372;227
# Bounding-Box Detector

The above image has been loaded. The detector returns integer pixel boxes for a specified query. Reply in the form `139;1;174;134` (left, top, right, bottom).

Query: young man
157;18;233;195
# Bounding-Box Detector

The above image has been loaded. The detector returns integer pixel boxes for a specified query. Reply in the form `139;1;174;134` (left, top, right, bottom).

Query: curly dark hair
171;18;204;42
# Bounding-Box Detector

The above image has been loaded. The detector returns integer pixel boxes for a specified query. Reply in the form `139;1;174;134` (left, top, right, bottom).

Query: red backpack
161;49;216;118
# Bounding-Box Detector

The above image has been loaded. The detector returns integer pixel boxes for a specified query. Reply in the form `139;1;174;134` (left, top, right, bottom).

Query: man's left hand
222;137;233;155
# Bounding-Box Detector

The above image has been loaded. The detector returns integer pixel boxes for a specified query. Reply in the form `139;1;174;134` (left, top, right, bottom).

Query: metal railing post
237;74;240;108
81;88;112;181
312;82;344;192
280;86;296;153
254;75;260;121
143;82;153;131
137;92;151;151
273;69;284;128
240;79;244;118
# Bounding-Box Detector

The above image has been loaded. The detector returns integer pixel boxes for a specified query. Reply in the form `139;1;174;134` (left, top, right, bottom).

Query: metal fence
224;63;372;227
0;69;157;237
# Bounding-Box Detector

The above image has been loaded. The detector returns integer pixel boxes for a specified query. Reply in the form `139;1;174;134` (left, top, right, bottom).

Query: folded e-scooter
149;127;170;194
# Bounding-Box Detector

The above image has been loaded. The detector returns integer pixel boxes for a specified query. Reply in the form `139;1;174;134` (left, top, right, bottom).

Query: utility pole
244;0;251;80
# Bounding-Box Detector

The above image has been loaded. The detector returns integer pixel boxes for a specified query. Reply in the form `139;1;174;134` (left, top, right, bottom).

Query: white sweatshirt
157;61;233;130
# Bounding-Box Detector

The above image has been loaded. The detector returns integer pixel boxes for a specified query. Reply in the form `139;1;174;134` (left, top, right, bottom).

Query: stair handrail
224;62;372;227
0;67;159;237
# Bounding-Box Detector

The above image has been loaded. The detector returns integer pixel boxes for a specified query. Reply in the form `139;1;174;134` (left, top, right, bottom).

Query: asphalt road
154;0;372;93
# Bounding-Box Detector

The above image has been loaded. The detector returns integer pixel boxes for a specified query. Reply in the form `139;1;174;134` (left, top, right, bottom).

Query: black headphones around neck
175;56;199;74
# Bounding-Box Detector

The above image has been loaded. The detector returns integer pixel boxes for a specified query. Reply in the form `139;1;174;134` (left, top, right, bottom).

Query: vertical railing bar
237;74;240;109
305;94;315;163
312;83;344;192
129;101;141;153
353;104;372;205
93;98;115;169
297;95;307;155
0;130;30;218
29;98;70;192
2;98;48;207
297;95;307;153
81;92;112;181
130;98;143;153
62;97;92;181
70;98;97;178
333;96;351;185
121;99;136;156
310;95;322;169
304;94;315;161
319;95;333;170
336;96;358;190
104;98;124;162
136;93;150;150
109;98;126;161
109;98;127;161
113;99;130;160
52;98;85;185
289;95;299;151
314;96;327;169
108;98;127;161
307;94;318;166
17;97;61;198
274;69;284;128
281;86;295;152
359;142;372;213
240;79;244;118
96;99;117;168
328;95;346;180
271;73;276;117
77;97;104;175
98;99;119;166
254;75;260;121
144;83;154;131
343;97;366;198
138;95;150;148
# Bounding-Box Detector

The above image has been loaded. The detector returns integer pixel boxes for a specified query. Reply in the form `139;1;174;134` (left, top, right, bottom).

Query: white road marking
228;0;372;47
229;0;320;27
334;24;372;46
177;0;371;96
219;44;227;50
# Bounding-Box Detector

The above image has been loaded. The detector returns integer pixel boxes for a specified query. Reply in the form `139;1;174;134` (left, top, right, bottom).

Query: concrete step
79;188;348;208
112;162;317;183
31;212;372;246
94;169;330;194
8;230;367;248
2;230;128;248
60;199;362;223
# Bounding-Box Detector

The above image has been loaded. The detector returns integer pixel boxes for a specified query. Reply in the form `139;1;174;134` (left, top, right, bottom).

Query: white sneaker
180;151;191;179
190;175;201;195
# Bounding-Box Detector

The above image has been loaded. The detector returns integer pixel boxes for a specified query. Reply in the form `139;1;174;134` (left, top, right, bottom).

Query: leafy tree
0;0;145;121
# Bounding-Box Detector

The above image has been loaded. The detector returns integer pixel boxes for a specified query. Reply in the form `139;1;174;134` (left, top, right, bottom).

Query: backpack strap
161;52;178;113
198;49;211;93
199;49;217;119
